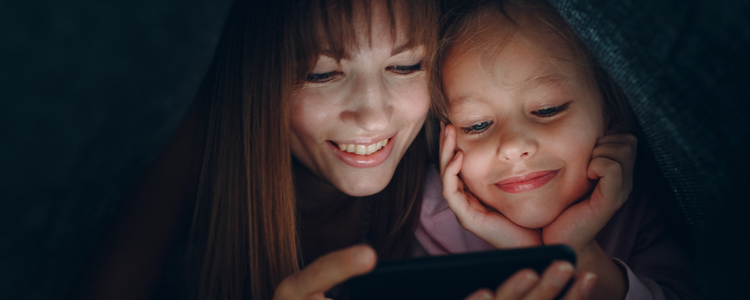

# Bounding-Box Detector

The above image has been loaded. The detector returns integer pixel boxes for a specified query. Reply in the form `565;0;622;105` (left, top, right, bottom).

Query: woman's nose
340;76;391;133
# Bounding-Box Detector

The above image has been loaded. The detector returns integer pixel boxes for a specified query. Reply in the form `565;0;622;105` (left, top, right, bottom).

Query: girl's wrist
576;240;605;271
576;241;627;300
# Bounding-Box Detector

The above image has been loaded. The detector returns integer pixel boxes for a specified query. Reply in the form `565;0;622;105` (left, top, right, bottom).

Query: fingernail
355;246;375;267
466;290;492;300
580;273;597;298
515;271;538;293
550;262;573;288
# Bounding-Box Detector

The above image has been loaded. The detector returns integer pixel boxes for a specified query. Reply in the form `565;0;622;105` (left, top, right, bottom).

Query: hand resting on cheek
440;124;543;249
541;133;637;255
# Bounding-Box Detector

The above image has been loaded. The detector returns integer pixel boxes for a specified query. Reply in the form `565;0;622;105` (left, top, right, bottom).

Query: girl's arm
598;186;702;300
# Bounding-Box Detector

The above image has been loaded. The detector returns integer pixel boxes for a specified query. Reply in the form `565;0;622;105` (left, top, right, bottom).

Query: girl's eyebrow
449;96;489;113
523;73;571;91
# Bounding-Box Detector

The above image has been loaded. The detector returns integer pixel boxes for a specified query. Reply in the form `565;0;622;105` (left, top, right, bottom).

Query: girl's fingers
492;269;539;299
439;121;445;153
439;125;457;177
590;142;634;191
442;151;469;212
591;142;635;165
273;245;376;300
595;133;637;148
587;157;622;186
587;156;625;210
521;261;575;300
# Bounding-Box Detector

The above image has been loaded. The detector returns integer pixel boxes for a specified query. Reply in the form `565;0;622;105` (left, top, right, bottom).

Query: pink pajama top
414;168;701;299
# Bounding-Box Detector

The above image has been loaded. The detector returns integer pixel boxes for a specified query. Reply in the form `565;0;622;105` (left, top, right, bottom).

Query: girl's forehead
449;37;571;82
443;32;597;110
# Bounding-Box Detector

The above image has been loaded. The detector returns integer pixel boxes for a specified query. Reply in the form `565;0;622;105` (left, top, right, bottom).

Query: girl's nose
496;129;537;161
340;76;391;133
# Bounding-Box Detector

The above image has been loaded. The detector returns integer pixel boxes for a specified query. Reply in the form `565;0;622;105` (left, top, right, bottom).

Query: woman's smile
328;134;396;168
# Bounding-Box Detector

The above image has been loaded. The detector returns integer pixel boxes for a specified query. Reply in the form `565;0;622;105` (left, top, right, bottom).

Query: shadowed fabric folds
549;0;750;298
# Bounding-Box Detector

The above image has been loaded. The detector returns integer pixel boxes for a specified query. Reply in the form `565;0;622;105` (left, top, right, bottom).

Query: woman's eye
386;61;423;75
532;103;570;117
306;71;342;83
462;121;493;134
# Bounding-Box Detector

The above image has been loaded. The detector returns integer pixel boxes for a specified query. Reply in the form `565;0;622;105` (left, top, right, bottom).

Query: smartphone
340;244;576;300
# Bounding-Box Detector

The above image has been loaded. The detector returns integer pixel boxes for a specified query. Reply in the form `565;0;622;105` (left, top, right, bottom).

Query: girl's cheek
459;148;487;178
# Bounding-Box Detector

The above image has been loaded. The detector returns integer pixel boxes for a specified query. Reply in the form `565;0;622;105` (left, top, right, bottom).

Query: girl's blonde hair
433;0;634;133
187;0;438;299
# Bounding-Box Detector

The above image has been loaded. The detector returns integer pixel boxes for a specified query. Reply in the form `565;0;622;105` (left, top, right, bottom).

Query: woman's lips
328;134;396;168
495;170;559;194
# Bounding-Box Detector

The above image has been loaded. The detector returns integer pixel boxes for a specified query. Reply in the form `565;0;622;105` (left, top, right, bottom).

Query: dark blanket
550;0;750;298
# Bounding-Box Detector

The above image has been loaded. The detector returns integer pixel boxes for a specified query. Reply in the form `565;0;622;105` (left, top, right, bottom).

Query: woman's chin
335;178;392;197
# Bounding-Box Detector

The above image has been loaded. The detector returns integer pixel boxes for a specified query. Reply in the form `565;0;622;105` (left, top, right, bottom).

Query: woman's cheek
395;77;431;120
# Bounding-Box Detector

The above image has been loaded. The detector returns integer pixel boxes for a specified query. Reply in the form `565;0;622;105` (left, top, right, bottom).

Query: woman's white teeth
338;139;389;156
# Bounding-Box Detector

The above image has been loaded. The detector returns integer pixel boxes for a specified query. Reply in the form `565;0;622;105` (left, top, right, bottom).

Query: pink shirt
415;168;701;299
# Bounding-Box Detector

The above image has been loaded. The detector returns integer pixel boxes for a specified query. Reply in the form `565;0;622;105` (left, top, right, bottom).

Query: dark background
1;0;748;299
0;0;232;298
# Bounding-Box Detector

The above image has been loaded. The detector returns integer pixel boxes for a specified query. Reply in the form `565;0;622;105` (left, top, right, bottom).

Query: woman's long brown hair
187;0;438;299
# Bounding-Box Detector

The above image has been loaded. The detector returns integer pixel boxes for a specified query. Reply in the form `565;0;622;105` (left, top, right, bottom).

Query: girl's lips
495;170;559;194
328;134;396;168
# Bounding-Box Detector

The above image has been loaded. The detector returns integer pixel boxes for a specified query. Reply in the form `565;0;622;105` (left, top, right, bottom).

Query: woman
67;0;592;299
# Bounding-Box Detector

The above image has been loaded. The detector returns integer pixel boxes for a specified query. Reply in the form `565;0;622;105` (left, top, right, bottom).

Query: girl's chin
506;210;563;229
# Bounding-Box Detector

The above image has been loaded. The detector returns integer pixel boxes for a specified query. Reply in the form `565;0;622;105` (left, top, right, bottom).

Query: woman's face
289;2;430;197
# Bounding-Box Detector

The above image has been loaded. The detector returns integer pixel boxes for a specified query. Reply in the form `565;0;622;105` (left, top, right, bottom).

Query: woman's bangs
291;0;437;81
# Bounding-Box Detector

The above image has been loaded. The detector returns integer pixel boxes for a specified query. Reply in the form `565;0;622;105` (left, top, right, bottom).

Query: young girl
416;0;700;299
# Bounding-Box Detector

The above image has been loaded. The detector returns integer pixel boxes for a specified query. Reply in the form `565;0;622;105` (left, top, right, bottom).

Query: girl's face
290;2;430;197
442;34;605;229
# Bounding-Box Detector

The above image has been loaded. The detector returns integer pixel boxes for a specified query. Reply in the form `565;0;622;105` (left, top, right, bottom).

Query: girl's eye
462;121;493;134
306;71;342;83
386;61;423;75
532;103;570;117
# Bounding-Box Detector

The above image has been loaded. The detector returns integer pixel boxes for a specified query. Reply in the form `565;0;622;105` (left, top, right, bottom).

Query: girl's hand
464;261;597;300
539;134;635;300
541;134;637;254
273;245;376;300
440;124;542;248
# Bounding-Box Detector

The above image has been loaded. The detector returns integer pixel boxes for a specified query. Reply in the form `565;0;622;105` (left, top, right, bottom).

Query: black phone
340;245;576;300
